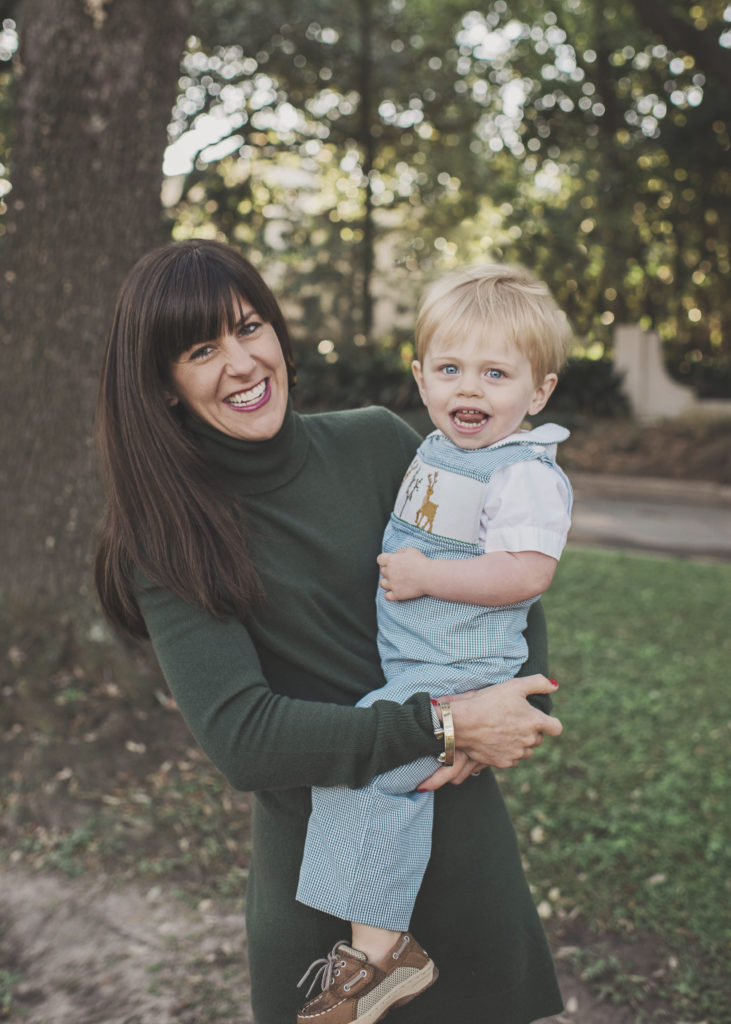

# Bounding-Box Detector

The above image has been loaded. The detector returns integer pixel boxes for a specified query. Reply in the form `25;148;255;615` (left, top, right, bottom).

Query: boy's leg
351;922;401;962
296;753;437;929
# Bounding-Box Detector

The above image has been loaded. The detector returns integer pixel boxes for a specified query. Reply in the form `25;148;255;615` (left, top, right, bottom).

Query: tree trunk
0;0;191;639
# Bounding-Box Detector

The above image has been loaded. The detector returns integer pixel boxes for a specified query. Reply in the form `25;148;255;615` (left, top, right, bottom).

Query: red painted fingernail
549;679;559;687
430;698;440;706
417;788;426;793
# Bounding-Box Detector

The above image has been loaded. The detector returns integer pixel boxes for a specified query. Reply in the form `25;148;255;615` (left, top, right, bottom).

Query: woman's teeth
226;380;267;407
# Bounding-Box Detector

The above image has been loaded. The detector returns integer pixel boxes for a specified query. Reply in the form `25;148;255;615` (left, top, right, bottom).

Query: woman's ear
164;390;179;407
528;373;558;416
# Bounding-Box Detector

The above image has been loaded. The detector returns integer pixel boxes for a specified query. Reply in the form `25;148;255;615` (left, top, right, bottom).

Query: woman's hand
419;675;562;791
417;750;487;792
377;548;429;601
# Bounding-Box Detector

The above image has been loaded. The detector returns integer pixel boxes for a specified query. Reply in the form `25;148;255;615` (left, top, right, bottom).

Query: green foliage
500;549;731;1024
550;356;630;417
667;349;731;398
292;346;631;419
292;337;420;411
460;1;731;362
173;0;489;341
690;356;731;398
171;0;731;380
4;3;730;369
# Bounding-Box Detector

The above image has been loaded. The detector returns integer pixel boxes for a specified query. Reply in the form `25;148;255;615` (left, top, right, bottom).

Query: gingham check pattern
297;427;572;929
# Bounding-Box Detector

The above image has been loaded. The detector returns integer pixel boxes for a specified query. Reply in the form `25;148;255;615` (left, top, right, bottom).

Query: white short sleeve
479;460;572;559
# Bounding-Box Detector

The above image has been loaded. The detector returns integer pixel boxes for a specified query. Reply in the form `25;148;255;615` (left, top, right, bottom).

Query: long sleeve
139;581;550;790
138;579;440;791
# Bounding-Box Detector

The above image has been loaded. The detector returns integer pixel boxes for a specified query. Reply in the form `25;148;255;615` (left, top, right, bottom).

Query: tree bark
0;0;191;629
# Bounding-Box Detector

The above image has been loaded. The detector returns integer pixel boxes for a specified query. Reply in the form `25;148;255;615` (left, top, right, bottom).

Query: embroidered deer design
414;471;439;532
398;459;422;517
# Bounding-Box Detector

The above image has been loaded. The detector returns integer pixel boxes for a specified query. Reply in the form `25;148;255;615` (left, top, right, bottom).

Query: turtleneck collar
181;398;310;495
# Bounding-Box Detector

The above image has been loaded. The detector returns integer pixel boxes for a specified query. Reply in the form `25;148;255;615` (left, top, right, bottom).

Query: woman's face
168;299;290;442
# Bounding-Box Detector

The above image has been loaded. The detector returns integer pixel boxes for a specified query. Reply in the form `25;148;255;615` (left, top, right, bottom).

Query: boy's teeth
227;380;267;406
453;409;486;425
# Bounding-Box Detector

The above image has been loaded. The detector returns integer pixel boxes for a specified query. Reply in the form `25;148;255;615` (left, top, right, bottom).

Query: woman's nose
223;338;256;375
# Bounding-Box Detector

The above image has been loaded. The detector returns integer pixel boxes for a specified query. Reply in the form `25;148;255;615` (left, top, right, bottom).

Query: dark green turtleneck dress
136;402;563;1024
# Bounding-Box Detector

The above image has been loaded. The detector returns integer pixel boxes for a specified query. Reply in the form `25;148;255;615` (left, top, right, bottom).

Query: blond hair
414;264;571;382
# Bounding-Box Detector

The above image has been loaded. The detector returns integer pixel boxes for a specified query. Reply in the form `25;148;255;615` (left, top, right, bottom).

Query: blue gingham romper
296;424;572;930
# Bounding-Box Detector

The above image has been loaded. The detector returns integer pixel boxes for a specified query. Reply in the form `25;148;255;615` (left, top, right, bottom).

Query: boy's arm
377;547;557;605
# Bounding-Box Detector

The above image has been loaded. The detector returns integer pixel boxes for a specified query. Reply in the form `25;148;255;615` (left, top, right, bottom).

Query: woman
95;239;564;1024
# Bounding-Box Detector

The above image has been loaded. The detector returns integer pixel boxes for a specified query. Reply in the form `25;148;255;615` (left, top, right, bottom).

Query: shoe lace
297;942;350;999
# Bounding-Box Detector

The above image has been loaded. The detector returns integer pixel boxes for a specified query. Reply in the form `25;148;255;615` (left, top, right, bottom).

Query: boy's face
412;326;557;450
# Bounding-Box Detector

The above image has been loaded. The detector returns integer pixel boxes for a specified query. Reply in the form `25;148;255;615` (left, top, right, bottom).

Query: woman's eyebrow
234;307;257;327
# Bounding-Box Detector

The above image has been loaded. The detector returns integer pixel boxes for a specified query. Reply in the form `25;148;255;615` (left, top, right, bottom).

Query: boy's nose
458;375;483;395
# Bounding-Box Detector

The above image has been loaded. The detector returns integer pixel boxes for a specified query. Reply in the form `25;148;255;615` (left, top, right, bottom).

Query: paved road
567;472;731;562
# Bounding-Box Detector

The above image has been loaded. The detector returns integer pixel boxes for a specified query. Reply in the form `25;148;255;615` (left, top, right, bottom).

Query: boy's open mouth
451;408;488;427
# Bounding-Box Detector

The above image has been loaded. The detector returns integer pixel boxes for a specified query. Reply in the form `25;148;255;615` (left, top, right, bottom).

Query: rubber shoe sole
354;960;439;1024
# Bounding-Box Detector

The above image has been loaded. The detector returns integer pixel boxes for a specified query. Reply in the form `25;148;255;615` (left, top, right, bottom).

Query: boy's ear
412;360;427;404
528;373;558;415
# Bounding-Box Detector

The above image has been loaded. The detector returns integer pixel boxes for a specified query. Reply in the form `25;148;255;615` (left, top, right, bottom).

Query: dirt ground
2;415;726;1024
0;692;686;1024
0;694;668;1024
0;868;251;1024
0;865;640;1024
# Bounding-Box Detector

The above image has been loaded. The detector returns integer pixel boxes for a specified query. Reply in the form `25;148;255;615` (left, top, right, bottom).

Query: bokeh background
0;4;729;1022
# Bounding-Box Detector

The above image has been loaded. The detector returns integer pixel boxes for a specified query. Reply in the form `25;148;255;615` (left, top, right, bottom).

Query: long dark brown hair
94;239;296;638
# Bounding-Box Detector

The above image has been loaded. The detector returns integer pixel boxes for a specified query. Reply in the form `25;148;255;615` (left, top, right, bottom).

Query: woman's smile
225;378;271;409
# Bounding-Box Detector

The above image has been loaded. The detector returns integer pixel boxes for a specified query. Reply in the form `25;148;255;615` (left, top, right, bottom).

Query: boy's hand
377;547;429;601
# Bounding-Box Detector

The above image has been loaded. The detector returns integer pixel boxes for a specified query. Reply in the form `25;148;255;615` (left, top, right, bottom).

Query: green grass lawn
498;547;731;1022
3;547;730;1022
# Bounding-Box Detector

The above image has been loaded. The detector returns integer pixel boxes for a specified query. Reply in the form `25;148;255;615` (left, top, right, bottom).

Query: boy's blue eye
487;369;504;379
441;365;458;375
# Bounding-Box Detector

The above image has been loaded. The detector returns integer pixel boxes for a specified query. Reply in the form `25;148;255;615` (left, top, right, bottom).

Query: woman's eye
189;344;215;361
238;319;262;337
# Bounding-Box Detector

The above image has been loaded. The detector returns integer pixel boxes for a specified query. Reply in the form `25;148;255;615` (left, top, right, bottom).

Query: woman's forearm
138;581;551;792
138;579;440;792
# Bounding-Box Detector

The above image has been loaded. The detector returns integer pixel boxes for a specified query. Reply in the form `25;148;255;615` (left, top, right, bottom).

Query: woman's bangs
157;260;247;363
